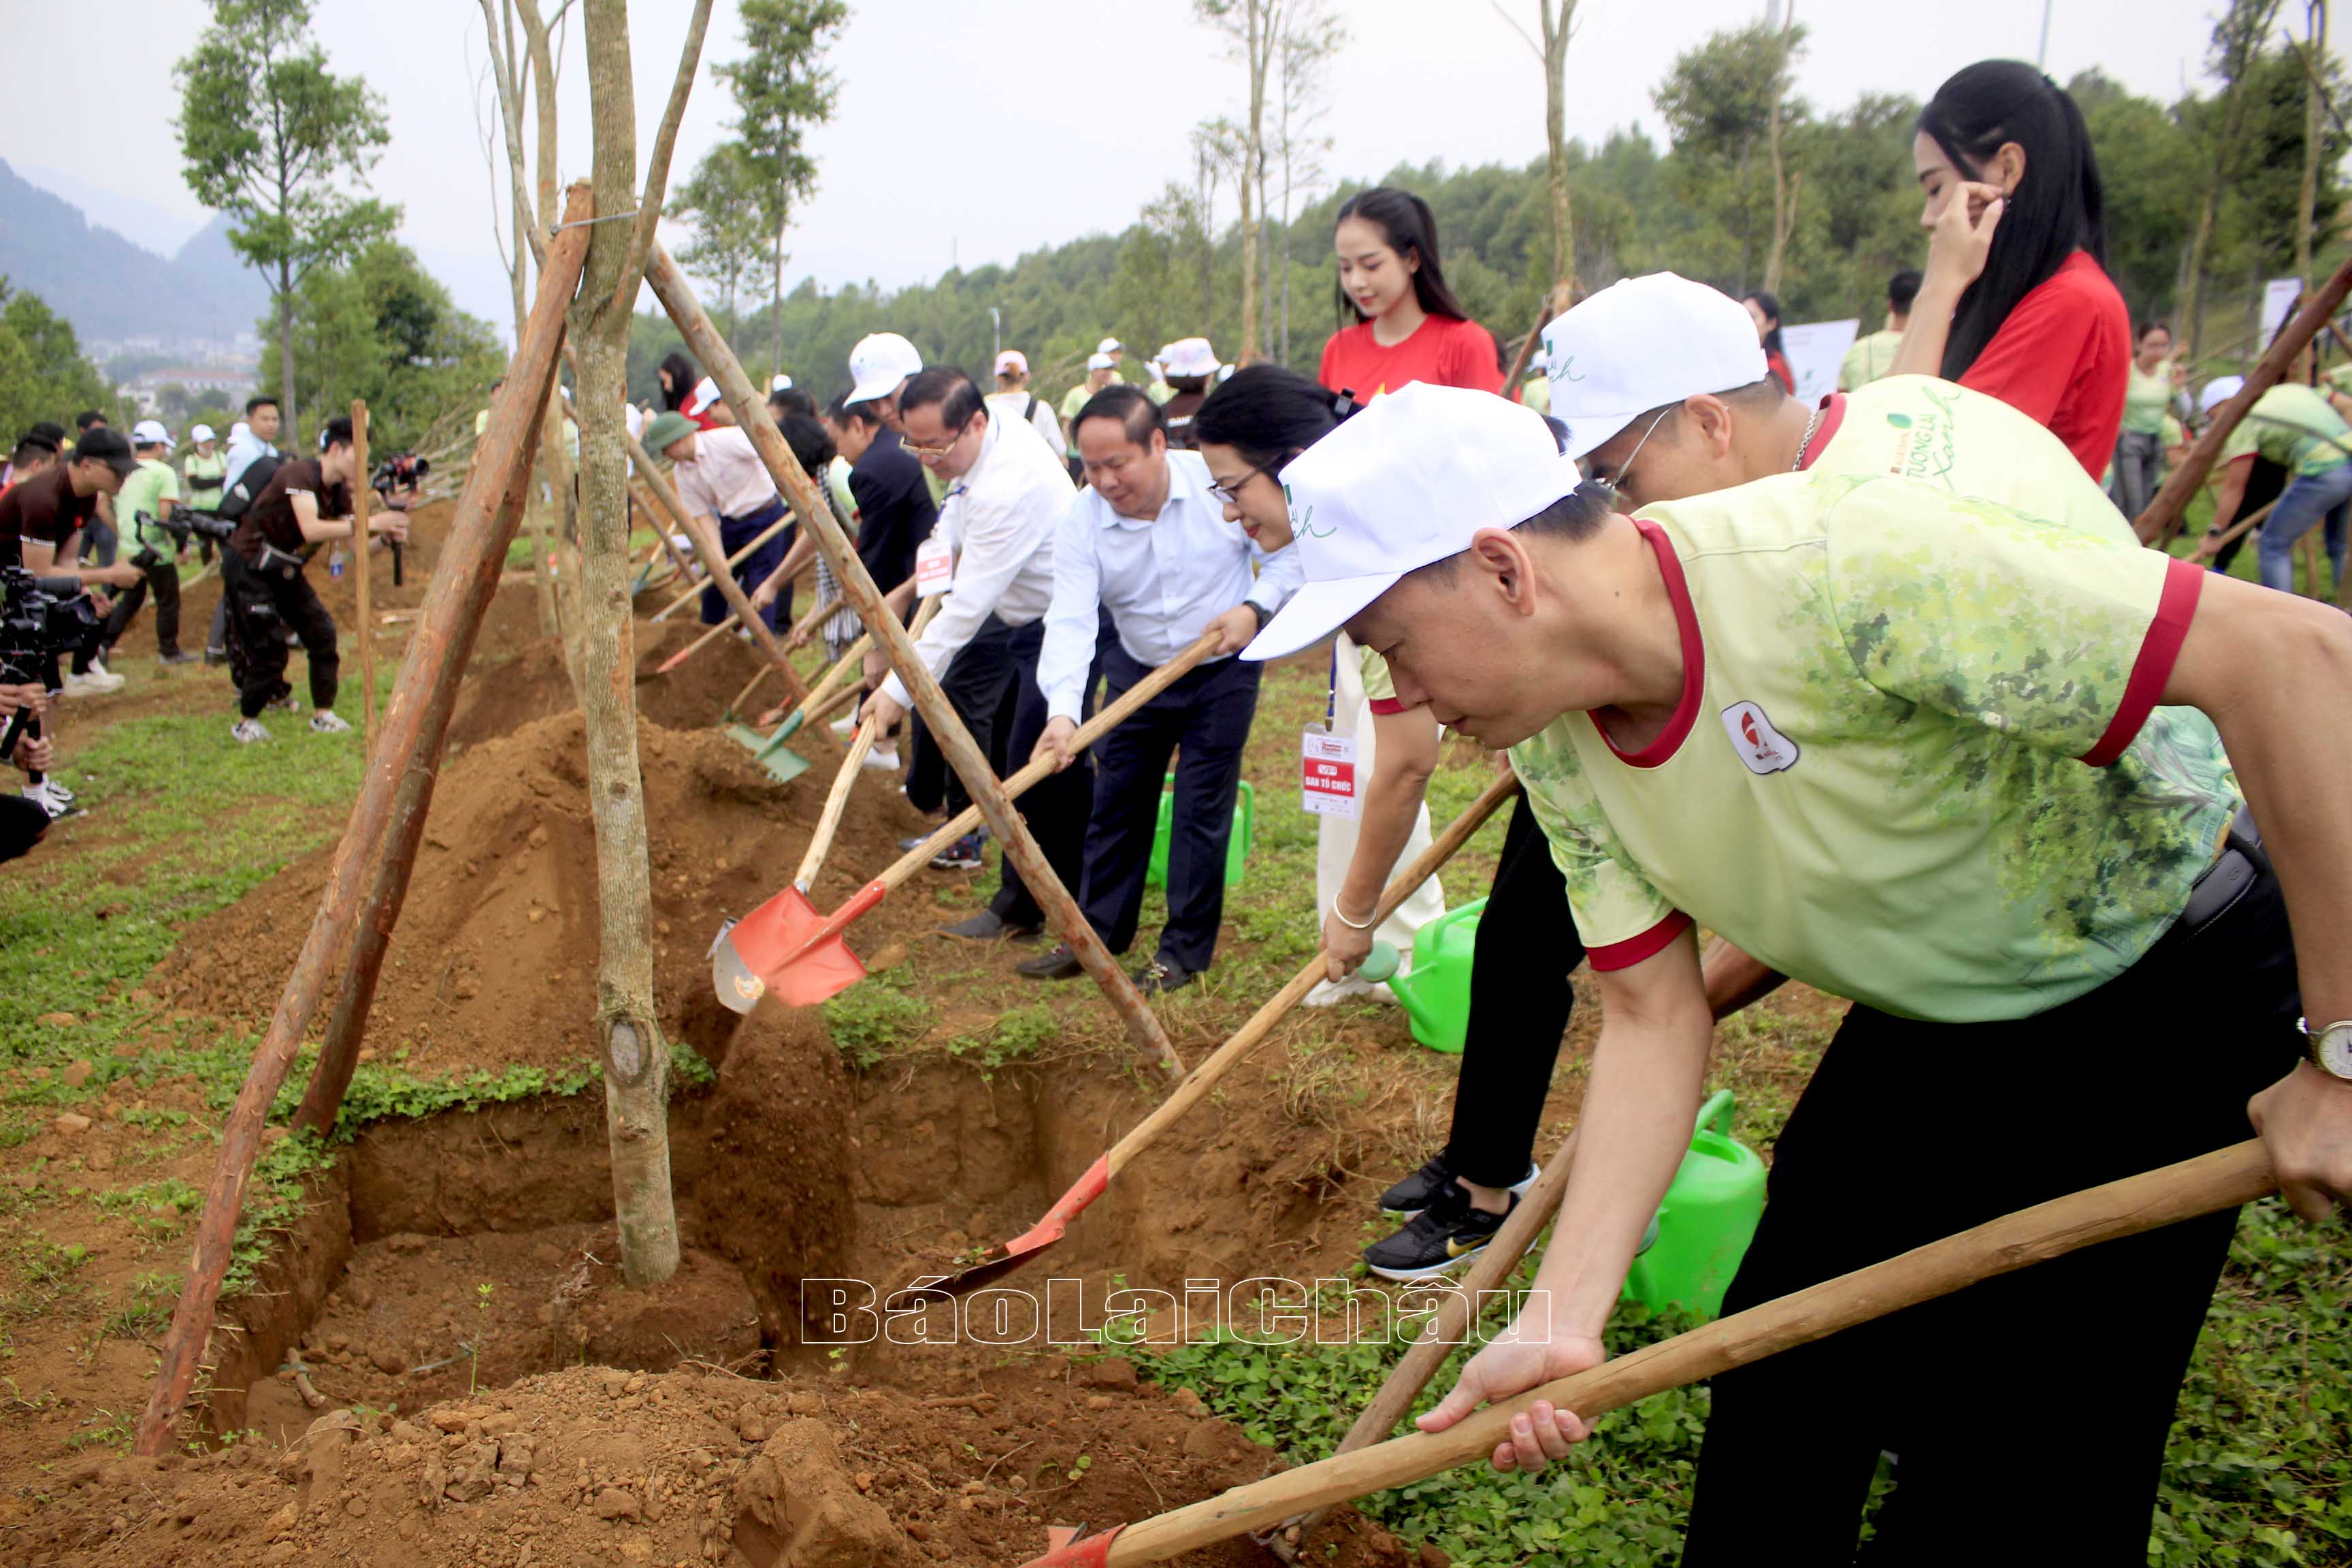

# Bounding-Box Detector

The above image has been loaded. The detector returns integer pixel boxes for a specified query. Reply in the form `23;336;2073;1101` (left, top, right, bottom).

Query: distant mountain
0;159;267;346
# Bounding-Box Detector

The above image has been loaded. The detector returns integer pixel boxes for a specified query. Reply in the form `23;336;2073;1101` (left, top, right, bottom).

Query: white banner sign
1780;320;1860;406
2262;278;2304;347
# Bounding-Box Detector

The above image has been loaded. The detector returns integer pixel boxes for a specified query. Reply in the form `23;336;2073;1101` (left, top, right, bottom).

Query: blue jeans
2255;462;2352;593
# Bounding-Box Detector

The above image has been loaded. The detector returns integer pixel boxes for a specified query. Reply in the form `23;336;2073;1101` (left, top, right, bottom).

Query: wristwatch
2302;1017;2352;1081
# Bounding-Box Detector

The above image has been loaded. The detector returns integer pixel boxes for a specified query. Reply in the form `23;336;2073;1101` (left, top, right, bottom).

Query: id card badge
1301;727;1359;818
915;534;953;598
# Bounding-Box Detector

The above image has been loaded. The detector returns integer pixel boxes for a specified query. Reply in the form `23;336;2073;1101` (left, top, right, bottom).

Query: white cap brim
1242;570;1401;662
847;370;903;404
1558;406;1648;463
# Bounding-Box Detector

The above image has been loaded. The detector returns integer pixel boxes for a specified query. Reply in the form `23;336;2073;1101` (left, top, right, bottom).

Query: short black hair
1194;363;1346;470
1407;481;1614;588
826;393;881;429
246;394;280;416
10;439;53;468
1619;376;1788;449
897;367;986;429
74;410;107;431
1888;269;1923;313
321;416;355;451
769;386;818;421
26;422;65;446
777;410;836;478
1073;383;1162;450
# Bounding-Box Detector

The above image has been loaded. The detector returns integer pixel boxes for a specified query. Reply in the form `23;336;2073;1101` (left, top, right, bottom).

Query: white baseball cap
770;372;794;393
1540;272;1769;461
994;348;1029;378
1242;383;1581;662
1086;352;1116;372
190;423;216;443
1097;337;1123;355
1162;338;1220;379
848;332;923;404
2199;375;2244;416
131;419;174;451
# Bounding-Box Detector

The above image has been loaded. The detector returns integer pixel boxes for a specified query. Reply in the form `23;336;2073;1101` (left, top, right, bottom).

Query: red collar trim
1587;515;1704;768
1799;391;1847;470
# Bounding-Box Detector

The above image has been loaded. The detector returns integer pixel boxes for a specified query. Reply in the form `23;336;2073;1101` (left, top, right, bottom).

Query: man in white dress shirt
860;368;1084;933
1017;385;1302;993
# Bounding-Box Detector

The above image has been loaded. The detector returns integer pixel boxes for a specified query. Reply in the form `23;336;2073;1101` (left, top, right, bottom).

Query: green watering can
1355;897;1486;1054
1145;776;1254;891
1622;1090;1766;1321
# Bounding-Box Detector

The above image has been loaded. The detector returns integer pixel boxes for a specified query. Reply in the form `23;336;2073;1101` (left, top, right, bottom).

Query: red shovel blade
919;1154;1111;1298
709;886;870;1011
1019;1524;1122;1567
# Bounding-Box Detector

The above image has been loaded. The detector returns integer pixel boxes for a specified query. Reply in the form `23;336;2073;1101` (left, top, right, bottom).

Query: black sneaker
158;650;199;666
1362;1187;1518;1282
1132;957;1195;995
929;831;984;871
936;909;1038;943
1379;1153;1540;1220
1015;944;1083;981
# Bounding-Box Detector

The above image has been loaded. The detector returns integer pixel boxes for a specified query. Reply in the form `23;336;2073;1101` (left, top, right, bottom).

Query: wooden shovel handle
1103;1139;2278;1563
1104;768;1520;1178
796;720;879;892
648;514;791;621
659;615;732;673
873;630;1226;895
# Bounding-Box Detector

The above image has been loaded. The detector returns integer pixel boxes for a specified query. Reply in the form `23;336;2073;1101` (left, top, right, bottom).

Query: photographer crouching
221;417;408;742
1;565;100;852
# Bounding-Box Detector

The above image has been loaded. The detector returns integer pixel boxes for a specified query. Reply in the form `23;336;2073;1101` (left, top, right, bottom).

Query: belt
2174;804;2267;943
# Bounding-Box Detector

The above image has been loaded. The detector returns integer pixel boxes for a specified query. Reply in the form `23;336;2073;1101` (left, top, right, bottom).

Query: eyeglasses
1587;406;1672;508
899;414;975;462
1207;458;1280;504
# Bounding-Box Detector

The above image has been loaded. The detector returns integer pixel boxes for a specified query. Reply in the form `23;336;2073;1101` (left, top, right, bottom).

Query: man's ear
1466;527;1539;617
1688;395;1735;460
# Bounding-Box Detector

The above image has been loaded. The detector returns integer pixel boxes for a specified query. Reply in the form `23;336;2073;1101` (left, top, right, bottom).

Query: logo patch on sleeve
1720;701;1800;774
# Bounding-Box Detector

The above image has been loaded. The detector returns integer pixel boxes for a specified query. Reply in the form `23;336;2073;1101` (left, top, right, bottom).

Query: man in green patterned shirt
1244;380;2352;1565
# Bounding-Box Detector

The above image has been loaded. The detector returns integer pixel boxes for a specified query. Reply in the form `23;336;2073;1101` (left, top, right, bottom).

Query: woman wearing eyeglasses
1195;365;1573;1283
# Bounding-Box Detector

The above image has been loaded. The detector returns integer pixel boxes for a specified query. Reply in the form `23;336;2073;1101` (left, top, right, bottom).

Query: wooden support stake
643;241;1183;1080
648;515;793;621
2139;250;2352;546
623;423;822;721
135;182;597;1458
349;400;379;752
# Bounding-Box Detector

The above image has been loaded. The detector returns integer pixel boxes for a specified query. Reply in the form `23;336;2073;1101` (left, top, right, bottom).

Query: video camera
137;501;237;561
368;455;427;586
1;565;102;769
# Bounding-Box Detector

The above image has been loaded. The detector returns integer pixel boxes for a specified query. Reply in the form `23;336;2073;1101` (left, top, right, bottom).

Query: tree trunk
572;0;680;1291
2298;0;2328;291
2185;0;2281;363
1238;0;1270;360
278;259;298;442
1543;1;1577;294
1761;7;1795;296
771;230;786;378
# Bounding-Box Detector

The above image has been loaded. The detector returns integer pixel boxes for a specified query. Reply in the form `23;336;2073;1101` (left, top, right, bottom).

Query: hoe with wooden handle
904;770;1522;1300
1019;1139;2281;1565
647;515;791;621
710;630;1226;1015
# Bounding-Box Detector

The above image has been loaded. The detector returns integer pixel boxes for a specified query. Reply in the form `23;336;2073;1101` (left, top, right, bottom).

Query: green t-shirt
1060;382;1100;455
1520;373;1551;416
1509;470;2236;1024
182;450;227;509
2120;361;2176;437
116;459;181;558
1836;328;1904;392
2219;384;2352;477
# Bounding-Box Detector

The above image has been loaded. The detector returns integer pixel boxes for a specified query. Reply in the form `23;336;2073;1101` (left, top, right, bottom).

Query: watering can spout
1356;941;1446;1039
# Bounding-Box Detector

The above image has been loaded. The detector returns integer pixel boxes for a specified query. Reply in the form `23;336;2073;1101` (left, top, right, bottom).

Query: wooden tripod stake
350;399;378;750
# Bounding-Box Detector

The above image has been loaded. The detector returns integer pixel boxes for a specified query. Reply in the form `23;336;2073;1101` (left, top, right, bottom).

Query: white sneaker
830;716;856;737
231;718;271;744
309;709;351;734
85;655;114;679
20;780;78;819
1301;970;1392;1009
61;668;125;697
860;744;900;770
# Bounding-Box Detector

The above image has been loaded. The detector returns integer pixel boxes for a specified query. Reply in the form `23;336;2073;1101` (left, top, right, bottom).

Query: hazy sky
2;0;2251;337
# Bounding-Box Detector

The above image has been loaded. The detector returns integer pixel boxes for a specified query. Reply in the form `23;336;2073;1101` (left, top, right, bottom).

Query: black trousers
1682;831;2301;1566
1077;647;1260;973
1441;795;1586;1188
702;500;792;631
985;619;1093;929
904;612;1016;818
222;553;338;719
103;551;182;657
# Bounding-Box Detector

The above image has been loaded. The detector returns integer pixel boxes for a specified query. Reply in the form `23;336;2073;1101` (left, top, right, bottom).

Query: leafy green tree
1652;20;1808;295
2069;71;2201;325
176;0;398;444
710;0;847;377
0;282;121;443
673;143;770;342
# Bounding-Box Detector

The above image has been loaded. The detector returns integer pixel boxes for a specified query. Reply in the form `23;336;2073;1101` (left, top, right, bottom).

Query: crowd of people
5;50;2349;1562
0;392;414;861
632;55;2351;1563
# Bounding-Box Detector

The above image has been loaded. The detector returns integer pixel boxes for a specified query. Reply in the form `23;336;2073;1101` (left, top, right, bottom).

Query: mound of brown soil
158;710;906;1073
18;1362;1420;1568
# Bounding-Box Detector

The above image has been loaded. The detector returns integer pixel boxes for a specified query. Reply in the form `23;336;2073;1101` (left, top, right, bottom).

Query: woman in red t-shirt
1891;61;2128;478
1318;187;1503;400
1742;291;1797;393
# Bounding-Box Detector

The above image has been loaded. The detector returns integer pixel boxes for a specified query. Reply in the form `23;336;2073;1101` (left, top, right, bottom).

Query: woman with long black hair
1319;186;1503;399
1194;365;1569;1281
1891;61;2129;476
1742;291;1796;393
